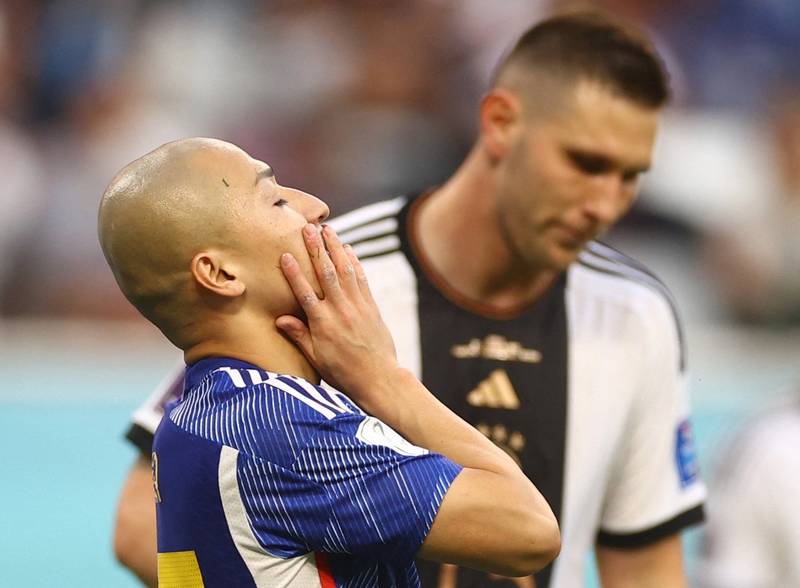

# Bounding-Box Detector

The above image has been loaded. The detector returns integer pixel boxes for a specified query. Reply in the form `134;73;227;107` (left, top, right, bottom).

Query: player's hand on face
276;223;398;396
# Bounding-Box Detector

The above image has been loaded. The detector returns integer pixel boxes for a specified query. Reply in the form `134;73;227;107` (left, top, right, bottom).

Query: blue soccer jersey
152;357;462;588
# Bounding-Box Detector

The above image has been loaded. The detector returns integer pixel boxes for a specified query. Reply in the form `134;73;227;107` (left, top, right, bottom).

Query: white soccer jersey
697;400;800;588
127;194;706;588
330;195;706;587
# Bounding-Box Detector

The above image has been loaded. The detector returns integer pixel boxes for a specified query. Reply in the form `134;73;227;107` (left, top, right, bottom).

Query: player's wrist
345;364;416;414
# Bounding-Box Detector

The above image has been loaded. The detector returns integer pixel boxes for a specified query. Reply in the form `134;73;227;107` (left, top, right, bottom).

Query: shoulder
570;241;680;317
329;195;407;260
210;365;360;421
169;366;362;464
569;241;686;369
330;196;418;300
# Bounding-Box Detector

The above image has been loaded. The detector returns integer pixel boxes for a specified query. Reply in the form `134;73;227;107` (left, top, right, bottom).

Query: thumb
275;315;316;363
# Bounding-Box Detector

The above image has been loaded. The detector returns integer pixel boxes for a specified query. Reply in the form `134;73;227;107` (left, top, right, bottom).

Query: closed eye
274;198;288;207
622;170;641;183
567;150;612;175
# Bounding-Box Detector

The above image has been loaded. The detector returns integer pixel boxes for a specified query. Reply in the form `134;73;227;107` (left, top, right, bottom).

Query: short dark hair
494;10;669;108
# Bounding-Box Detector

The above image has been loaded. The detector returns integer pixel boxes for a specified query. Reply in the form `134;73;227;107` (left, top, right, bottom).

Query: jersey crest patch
675;420;699;487
450;334;542;363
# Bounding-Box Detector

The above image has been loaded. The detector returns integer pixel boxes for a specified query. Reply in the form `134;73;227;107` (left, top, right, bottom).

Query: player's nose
297;191;330;224
584;176;625;225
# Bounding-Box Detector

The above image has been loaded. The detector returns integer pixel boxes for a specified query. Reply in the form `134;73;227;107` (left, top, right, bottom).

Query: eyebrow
255;165;275;185
566;147;650;175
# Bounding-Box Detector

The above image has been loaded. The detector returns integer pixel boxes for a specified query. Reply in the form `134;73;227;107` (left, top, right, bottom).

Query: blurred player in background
697;389;800;588
99;137;559;587
114;11;705;587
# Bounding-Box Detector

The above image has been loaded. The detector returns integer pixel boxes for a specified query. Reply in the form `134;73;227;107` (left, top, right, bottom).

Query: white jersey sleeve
596;285;706;546
125;360;184;454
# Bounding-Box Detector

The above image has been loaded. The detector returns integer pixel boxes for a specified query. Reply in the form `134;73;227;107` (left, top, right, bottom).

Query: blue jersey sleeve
294;413;462;563
235;412;461;563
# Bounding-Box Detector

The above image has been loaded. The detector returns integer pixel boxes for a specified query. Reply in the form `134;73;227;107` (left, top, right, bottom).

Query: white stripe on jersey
248;369;266;385
318;382;353;413
216;366;248;388
334;217;398;246
350;235;401;259
218;446;324;587
328;195;406;235
282;376;348;415
267;379;339;420
213;367;341;420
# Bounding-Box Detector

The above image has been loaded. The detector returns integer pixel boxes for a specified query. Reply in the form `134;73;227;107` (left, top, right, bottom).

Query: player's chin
548;244;584;271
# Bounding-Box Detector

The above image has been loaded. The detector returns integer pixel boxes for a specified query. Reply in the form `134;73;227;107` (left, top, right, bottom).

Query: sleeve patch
676;420;699;487
355;416;428;457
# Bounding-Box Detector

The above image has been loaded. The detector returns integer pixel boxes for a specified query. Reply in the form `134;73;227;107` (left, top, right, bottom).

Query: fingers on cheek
280;253;298;276
289;264;309;288
340;263;355;279
321;263;337;284
346;246;364;270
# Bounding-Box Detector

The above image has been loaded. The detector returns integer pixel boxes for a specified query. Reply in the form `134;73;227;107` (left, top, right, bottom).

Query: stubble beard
495;204;563;275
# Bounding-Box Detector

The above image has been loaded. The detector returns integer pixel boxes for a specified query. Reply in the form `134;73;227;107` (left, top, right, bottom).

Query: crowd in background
2;2;800;585
2;0;799;326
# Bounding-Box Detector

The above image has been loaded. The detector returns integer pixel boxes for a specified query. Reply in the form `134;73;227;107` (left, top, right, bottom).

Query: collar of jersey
184;357;259;389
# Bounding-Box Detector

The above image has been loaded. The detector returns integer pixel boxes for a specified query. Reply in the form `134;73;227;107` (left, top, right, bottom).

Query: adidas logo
466;369;520;409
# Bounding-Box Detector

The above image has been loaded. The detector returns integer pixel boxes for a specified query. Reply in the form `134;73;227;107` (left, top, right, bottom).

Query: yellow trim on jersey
158;550;204;587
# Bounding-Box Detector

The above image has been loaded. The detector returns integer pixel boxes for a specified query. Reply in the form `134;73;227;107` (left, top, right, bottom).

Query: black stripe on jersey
356;248;401;261
587;241;658;277
578;242;687;372
345;230;398;248
125;422;155;455
596;504;705;549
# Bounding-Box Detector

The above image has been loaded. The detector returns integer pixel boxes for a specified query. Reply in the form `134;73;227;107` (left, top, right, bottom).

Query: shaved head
100;136;329;354
99;138;249;344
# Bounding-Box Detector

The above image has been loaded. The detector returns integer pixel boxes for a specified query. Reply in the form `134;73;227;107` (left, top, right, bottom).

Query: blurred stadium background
1;1;798;586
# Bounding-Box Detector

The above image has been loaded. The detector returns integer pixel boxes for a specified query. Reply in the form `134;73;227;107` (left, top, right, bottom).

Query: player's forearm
359;366;519;475
596;535;687;588
420;467;560;576
361;367;559;575
114;457;158;587
277;226;559;574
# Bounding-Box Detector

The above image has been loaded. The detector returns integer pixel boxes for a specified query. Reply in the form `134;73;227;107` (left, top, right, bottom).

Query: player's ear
190;251;246;298
479;88;522;161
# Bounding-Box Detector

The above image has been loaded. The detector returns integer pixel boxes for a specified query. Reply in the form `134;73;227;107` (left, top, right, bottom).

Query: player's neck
416;148;557;310
183;316;319;384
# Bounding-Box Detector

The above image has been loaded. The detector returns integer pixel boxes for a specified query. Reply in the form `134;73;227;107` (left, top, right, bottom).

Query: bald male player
99;138;559;587
115;12;706;587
